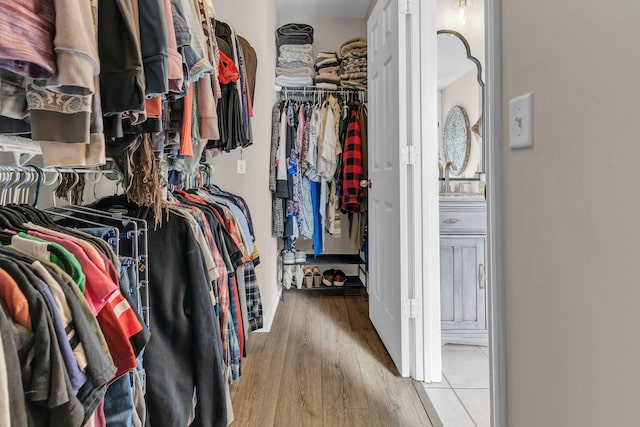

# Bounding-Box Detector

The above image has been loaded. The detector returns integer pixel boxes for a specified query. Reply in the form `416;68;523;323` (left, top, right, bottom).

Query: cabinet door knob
360;179;372;189
444;218;461;224
478;263;486;289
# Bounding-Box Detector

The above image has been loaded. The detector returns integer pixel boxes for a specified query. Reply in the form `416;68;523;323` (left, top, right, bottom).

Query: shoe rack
279;253;368;300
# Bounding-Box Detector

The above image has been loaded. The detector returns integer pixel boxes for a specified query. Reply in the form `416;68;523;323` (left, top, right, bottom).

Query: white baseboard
255;286;282;333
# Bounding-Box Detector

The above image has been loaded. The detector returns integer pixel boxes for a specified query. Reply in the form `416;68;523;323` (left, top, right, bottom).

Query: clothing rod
0;166;118;175
276;86;367;94
438;177;483;182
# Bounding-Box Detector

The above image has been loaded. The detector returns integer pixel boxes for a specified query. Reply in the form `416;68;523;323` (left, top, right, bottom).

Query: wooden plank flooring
229;292;433;427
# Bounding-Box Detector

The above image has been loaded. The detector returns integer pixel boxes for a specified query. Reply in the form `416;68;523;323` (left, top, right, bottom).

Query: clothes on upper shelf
0;1;257;168
270;94;368;255
275;24;315;88
338;37;368;91
276;23;315;48
315;52;341;89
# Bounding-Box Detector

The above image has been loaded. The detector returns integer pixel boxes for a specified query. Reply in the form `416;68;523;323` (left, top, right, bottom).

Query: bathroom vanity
437;30;488;346
440;194;487;346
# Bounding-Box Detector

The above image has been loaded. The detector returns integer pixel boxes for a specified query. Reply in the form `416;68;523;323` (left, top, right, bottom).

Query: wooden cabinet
440;197;488;346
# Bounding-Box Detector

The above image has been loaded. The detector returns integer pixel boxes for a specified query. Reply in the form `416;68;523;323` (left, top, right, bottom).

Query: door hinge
401;146;420;165
400;0;418;15
402;298;422;319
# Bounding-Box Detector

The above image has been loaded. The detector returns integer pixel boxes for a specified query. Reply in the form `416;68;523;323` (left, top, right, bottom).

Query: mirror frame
437;29;485;173
443;105;471;176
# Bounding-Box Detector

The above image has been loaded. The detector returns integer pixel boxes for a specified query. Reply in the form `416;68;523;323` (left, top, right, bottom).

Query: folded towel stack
314;52;340;90
277;23;314;47
276;23;315;87
337;37;368;91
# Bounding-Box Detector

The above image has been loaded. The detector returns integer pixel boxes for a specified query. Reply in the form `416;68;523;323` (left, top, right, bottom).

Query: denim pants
104;373;135;427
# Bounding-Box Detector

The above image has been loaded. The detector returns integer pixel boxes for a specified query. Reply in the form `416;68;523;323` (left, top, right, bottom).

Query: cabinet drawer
440;208;487;234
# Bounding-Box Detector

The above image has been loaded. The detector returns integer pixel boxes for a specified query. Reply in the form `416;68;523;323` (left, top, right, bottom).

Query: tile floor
423;344;490;427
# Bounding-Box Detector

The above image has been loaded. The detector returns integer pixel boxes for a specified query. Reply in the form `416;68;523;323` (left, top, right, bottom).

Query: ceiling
276;0;373;20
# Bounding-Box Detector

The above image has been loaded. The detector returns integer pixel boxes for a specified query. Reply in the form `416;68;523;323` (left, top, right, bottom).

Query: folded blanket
342;48;368;59
277;23;314;47
339;72;367;80
316;82;338;90
276;66;315;78
276;75;313;87
316;57;340;68
342;57;368;66
338;37;367;59
317;70;339;78
317;52;337;60
341;63;368;74
278;51;313;64
315;75;341;85
280;44;313;55
316;65;340;74
341;81;367;90
278;60;315;70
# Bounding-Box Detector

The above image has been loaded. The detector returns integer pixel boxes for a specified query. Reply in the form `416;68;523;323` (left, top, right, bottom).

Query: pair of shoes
303;266;323;288
282;250;295;265
303;267;313;288
322;269;347;287
294;265;304;289
283;266;293;289
294;250;307;263
282;250;307;264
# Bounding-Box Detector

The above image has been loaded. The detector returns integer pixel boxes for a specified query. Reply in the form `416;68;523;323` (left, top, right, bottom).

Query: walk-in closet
0;0;450;426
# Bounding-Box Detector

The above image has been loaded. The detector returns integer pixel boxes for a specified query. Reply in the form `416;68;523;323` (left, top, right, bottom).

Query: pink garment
0;0;56;78
94;398;106;427
198;76;220;140
163;0;184;92
25;223;107;273
29;231;118;315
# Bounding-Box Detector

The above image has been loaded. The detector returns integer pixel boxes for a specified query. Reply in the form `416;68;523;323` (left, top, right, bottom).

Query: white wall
501;0;640;425
210;0;280;328
441;69;482;178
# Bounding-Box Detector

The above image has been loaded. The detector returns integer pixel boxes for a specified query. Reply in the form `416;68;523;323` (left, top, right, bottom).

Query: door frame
485;0;507;425
417;0;442;384
416;0;508;426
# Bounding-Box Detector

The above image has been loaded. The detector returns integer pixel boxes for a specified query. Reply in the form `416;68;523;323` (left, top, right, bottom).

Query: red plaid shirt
341;109;364;213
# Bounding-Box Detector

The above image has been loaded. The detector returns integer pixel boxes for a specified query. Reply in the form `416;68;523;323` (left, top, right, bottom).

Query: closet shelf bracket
0;135;42;166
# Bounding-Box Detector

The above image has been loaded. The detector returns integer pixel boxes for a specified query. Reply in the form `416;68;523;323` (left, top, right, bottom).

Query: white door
367;0;411;376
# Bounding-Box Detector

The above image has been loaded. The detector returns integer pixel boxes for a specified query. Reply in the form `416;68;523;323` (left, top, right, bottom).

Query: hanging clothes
270;91;367;255
0;3;256;173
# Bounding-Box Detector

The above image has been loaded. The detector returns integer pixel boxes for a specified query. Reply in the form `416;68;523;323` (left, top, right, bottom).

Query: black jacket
91;198;227;427
98;0;145;114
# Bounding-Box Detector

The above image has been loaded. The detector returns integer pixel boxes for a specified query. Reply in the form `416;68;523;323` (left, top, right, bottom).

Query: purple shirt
40;281;87;394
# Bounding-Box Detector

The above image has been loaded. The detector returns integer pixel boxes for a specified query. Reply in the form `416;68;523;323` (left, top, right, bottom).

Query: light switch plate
509;92;534;149
237;159;247;174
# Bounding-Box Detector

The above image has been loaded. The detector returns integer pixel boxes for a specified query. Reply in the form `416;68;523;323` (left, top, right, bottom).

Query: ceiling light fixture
454;0;473;26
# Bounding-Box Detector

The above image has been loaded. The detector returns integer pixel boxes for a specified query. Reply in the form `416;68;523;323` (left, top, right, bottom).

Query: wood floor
229;291;434;427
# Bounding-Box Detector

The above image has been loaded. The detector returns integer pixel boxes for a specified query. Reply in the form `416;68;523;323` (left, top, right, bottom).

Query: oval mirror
443;106;470;176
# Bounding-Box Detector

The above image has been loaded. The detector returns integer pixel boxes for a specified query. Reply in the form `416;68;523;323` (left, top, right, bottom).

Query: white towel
278;52;314;67
276;75;314;87
276;66;315;78
279;44;313;55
